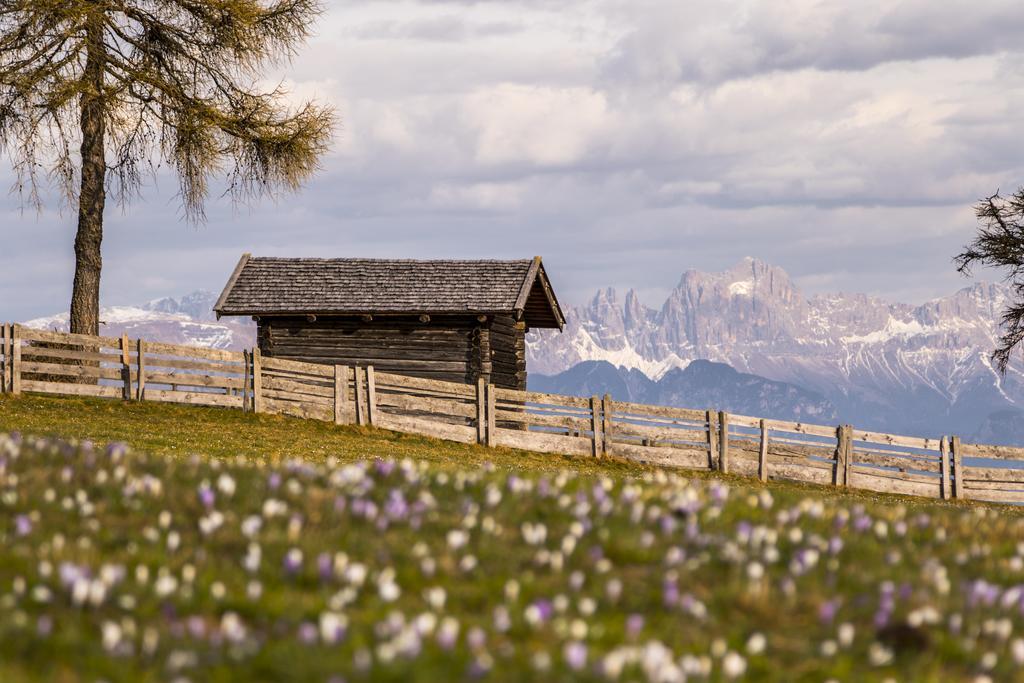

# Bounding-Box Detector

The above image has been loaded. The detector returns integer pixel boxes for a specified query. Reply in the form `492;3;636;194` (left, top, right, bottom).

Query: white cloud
463;84;611;166
429;180;525;210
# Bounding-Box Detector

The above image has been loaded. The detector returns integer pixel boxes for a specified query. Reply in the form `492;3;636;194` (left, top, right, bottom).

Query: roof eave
212;252;251;320
535;261;566;331
217;309;521;318
512;256;565;332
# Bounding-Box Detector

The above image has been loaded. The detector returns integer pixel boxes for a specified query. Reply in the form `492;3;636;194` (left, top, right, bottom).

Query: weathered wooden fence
3;323;1024;504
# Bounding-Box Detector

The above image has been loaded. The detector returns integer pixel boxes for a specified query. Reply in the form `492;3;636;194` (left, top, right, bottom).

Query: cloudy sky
5;0;1024;320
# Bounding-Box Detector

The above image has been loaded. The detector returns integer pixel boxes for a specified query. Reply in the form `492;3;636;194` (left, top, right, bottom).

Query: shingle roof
213;255;565;329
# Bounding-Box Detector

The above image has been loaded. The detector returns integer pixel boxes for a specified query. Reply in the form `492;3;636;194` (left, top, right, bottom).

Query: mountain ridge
527;258;1023;440
529;359;838;425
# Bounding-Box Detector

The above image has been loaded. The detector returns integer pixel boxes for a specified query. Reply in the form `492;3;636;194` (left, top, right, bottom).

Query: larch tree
0;0;334;334
956;189;1024;372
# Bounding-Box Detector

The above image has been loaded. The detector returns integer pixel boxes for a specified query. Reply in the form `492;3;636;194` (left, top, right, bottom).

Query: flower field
2;429;1024;682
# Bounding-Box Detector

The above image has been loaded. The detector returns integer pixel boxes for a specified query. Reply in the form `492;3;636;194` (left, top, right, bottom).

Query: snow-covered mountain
24;291;255;350
528;258;1024;441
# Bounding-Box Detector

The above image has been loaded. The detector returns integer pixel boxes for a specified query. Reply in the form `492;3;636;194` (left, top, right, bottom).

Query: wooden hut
213;255;565;389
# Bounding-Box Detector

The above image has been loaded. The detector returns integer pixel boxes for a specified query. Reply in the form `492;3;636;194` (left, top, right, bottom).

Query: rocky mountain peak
527;260;1024;440
144;290;220;322
623;289;648;332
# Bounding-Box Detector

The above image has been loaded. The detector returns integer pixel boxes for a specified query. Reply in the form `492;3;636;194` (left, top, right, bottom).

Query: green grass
0;393;654;476
2;393;1024;681
0;393;991;509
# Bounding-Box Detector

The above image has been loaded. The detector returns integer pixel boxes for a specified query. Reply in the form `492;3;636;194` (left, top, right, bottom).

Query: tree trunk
70;16;107;336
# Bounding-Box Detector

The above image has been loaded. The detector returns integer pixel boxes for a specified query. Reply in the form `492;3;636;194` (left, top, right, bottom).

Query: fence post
476;377;487;444
252;348;263;414
136;339;146;400
718;410;730;473
705;410;718;470
834;425;851;486
354;366;367;426
119;334;132;400
366;366;378;426
951;436;965;500
590;395;601;458
486;383;496;447
602;394;612;457
1;323;8;393
241;350;250;412
939;436;951;500
334;365;349;425
758;419;769;482
10;324;20;395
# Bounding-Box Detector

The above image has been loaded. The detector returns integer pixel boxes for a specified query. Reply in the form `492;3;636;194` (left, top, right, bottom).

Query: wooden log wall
490;315;528;390
258;315;490;386
8;323;1024;505
258;314;528;391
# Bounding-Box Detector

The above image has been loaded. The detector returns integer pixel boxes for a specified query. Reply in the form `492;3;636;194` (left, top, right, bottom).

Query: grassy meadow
1;394;1024;681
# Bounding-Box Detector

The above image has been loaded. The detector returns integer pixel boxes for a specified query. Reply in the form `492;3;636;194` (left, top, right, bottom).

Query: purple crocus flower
14;514;31;537
818;600;839;624
187;616;207;639
58;562;85;588
268;472;282;491
105;442;127;461
564;641;587;671
663;580;680;607
198;484;215;509
385;490;408;520
467;627;486;650
709;484;728;504
283;549;303;576
533;599;554;622
317;553;333;582
298;622;319;645
626;614;644;638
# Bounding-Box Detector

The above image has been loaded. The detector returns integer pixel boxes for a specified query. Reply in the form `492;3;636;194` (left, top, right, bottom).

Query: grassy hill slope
1;394;1023;681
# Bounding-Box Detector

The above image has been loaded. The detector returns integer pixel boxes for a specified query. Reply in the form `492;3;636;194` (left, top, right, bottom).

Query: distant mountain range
24;291;255;351
526;258;1024;443
529;359;837;424
20;259;1024;443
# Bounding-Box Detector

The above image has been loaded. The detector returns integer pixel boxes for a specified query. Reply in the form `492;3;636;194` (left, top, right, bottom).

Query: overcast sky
5;0;1024;320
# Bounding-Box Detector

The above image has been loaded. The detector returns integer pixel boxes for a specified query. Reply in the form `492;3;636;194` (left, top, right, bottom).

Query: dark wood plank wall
490;315;527;389
258;315;527;389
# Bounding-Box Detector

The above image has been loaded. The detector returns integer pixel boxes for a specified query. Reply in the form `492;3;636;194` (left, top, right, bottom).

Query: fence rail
3;323;1024;504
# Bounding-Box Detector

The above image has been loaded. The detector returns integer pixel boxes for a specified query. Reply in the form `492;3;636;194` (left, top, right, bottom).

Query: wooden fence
3;323;1024;504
